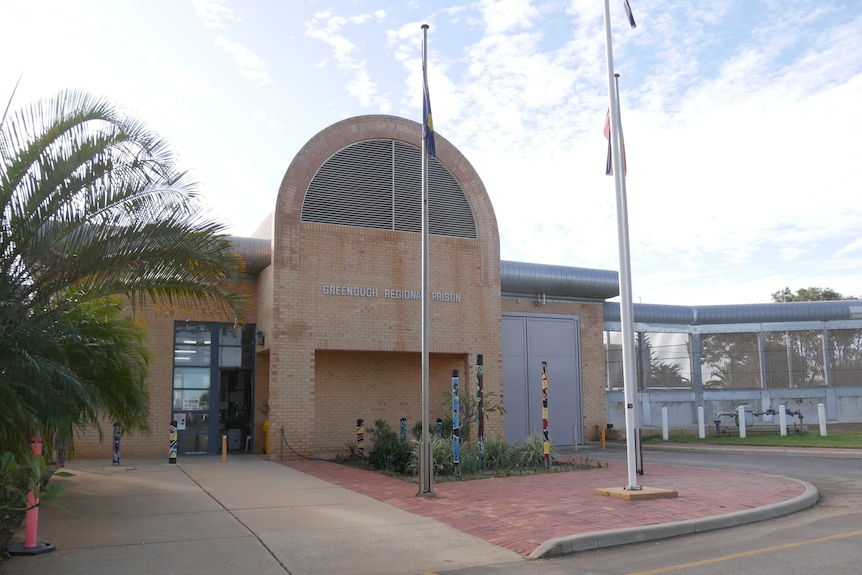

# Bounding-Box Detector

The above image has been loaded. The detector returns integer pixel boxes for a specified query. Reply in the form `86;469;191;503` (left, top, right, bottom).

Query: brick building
74;115;618;460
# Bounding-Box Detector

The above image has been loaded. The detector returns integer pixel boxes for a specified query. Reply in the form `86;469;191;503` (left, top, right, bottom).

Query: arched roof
271;115;500;286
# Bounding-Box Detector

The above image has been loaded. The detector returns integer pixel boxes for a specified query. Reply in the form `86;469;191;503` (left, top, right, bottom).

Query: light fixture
256;331;265;346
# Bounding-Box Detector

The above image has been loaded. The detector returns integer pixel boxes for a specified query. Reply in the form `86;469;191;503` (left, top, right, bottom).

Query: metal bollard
779;405;788;436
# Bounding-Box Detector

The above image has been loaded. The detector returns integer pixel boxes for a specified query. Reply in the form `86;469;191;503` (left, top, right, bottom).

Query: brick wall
267;115;503;458
266;224;503;457
68;115;611;462
72;279;259;460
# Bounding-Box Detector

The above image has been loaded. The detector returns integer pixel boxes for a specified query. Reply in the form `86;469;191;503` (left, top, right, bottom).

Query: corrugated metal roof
229;236;271;275
603;300;862;326
500;260;619;301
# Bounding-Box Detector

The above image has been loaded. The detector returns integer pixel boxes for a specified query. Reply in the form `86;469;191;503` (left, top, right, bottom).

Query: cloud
253;110;283;130
838;238;862;257
305;9;389;109
213;36;271;86
478;0;539;34
190;0;241;29
150;59;214;97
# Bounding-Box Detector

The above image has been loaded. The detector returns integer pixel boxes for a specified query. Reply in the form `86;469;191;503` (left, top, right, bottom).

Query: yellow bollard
601;428;606;450
222;435;227;463
262;420;270;455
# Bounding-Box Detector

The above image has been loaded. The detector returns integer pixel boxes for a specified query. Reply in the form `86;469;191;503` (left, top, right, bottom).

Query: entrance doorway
219;370;252;451
172;322;256;455
503;313;583;446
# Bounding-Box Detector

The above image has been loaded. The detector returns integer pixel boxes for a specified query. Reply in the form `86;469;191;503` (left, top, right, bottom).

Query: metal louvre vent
302;139;477;239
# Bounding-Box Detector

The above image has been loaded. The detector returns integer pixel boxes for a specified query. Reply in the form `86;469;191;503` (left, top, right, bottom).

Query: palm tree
0;89;247;456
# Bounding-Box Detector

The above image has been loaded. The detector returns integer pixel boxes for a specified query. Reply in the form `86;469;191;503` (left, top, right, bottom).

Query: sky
2;0;861;306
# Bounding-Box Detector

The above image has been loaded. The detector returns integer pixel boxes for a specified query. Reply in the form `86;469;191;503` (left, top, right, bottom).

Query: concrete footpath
0;447;830;575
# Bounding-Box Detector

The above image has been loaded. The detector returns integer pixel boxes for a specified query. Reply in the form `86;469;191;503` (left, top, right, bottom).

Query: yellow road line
629;529;862;575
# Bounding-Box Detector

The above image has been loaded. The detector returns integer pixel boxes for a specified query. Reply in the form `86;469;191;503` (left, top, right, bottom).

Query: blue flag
623;0;636;29
422;65;436;157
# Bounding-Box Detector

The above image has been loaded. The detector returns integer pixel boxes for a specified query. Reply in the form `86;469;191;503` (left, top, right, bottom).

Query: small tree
0;89;248;457
439;387;505;443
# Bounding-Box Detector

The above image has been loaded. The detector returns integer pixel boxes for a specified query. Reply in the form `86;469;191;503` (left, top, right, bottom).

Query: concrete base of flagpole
7;540;56;556
593;486;678;501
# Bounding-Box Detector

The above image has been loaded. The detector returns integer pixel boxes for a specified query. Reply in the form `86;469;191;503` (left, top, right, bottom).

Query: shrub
478;432;512;470
412;418;452;441
511;433;557;470
407;435;455;476
367;419;411;474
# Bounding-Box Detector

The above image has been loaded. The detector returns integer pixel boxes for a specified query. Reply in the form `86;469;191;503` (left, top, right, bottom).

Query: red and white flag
604;108;627;176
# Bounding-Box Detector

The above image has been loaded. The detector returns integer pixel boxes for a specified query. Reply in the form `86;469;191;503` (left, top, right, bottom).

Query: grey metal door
503;314;583;445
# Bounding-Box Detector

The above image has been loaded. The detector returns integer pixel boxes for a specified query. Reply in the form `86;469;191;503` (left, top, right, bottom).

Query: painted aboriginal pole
452;369;460;476
476;354;485;461
112;424;121;466
169;420;178;464
400;417;408;445
356;418;365;457
542;362;550;469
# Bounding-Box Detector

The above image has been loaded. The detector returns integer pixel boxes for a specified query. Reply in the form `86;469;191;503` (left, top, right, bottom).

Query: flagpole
418;23;433;496
603;0;640;490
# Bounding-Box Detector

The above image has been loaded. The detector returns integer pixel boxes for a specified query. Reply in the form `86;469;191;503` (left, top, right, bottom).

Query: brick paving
285;456;805;556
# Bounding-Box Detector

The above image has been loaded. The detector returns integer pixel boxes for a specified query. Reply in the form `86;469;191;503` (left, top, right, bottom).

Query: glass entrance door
172;321;256;455
219;370;252;451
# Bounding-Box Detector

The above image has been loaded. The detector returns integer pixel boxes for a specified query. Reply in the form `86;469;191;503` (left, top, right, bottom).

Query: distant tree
701;332;761;389
636;333;689;388
771;287;860;387
772;287;854;302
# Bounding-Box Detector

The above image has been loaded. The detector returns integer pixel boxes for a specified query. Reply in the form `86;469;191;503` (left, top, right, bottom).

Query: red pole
8;436;56;555
23;437;42;548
